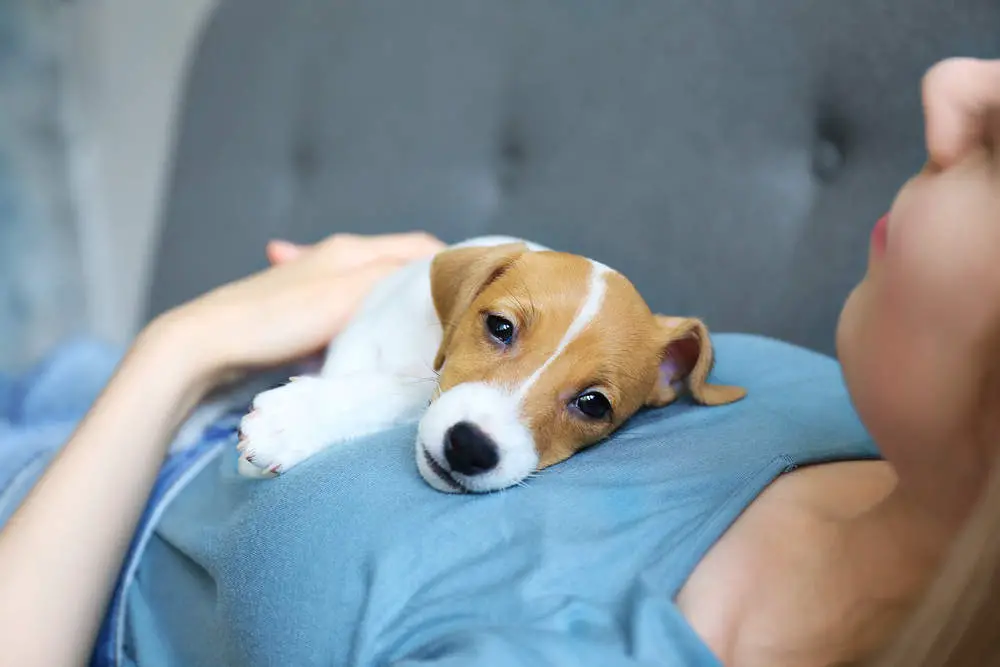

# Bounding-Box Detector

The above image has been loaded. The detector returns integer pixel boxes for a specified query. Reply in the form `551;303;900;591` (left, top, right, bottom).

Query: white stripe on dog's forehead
514;260;611;401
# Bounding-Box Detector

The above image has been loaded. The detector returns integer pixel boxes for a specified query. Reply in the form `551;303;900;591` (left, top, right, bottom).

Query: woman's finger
276;232;444;271
318;232;445;264
359;232;446;258
266;240;307;266
922;58;1000;168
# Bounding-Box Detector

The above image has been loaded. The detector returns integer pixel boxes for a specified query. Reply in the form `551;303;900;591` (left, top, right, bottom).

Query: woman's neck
831;479;967;660
848;483;958;570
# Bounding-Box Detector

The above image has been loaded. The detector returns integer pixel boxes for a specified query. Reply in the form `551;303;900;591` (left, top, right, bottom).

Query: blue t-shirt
123;334;879;666
0;334;880;667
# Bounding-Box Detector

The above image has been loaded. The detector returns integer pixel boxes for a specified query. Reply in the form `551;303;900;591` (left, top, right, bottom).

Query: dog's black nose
444;422;499;475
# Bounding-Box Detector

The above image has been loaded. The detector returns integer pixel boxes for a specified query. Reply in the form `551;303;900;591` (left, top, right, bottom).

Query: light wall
64;0;218;344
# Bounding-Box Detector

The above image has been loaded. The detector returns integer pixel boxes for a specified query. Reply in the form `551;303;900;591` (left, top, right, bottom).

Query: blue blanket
0;338;121;526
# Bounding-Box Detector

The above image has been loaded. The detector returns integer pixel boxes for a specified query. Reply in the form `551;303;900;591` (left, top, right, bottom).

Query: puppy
237;237;746;492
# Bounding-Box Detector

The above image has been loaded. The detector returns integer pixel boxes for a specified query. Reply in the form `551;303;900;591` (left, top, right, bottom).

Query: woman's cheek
890;221;996;342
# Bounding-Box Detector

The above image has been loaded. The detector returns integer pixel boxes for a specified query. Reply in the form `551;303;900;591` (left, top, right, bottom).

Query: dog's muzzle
415;382;538;493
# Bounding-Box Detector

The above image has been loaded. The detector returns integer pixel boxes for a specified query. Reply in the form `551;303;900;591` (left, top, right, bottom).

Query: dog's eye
486;314;515;345
574;391;612;420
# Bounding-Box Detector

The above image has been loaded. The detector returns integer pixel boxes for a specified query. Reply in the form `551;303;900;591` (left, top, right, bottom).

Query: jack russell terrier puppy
236;236;746;493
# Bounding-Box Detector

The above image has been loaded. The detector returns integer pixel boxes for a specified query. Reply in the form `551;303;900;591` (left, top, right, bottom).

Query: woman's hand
155;232;445;387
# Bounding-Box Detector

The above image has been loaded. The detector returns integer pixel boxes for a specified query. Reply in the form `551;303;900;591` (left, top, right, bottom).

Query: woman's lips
872;213;889;255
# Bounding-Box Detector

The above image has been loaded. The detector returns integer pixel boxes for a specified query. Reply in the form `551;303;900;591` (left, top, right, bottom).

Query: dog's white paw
237;377;339;478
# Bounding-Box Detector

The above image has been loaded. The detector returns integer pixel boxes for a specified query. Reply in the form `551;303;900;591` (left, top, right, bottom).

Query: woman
1;57;998;667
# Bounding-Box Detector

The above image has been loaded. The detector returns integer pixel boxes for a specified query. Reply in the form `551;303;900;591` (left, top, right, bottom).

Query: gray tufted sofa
146;0;1000;355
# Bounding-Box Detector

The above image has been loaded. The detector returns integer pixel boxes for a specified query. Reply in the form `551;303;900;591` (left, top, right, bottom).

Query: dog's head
416;243;746;493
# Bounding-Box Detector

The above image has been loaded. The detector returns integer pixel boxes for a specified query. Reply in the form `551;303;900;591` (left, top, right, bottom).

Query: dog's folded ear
430;242;529;371
647;316;747;408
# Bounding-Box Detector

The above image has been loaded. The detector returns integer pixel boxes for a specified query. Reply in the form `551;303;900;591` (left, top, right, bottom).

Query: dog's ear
646;316;747;408
430;242;529;371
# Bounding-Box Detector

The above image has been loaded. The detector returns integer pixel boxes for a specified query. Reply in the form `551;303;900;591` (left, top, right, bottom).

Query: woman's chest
676;460;900;667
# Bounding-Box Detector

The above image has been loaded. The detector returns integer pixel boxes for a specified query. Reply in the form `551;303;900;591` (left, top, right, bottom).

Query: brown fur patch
433;251;593;396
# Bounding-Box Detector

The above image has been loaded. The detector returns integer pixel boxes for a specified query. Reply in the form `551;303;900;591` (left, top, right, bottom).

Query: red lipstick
871;213;888;255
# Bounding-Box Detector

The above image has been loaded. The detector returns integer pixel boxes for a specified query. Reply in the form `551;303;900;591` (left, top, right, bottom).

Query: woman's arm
0;232;443;666
0;317;214;666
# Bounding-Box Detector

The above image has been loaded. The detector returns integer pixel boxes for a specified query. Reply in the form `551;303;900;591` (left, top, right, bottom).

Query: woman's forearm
0;316;215;666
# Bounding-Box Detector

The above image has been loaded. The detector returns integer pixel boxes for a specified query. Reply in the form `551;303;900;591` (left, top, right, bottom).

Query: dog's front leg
236;374;431;478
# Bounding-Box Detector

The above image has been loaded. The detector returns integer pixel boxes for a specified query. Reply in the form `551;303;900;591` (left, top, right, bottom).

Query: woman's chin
835;284;865;365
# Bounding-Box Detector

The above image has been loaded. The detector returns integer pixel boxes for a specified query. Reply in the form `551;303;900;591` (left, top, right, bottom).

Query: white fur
238;374;431;477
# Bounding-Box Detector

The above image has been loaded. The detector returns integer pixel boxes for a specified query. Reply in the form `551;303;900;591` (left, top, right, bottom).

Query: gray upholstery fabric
147;0;1000;354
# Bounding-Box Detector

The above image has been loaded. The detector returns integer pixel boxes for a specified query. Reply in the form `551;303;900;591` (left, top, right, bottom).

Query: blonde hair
865;461;1000;666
